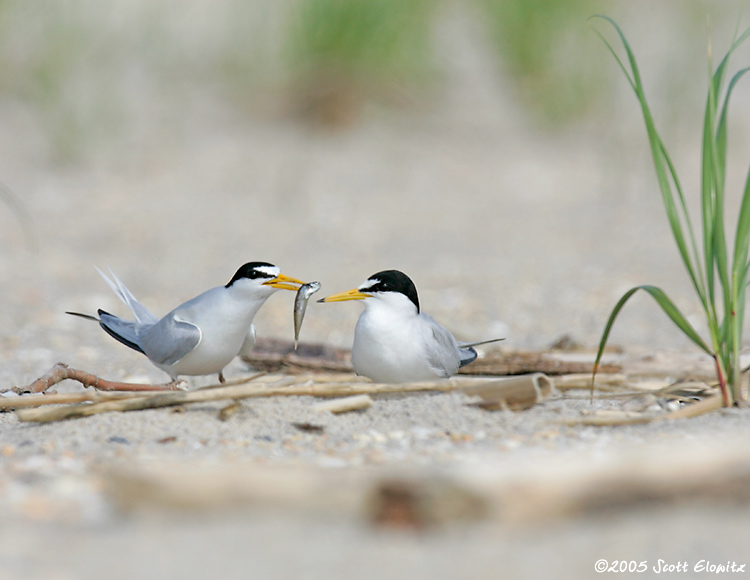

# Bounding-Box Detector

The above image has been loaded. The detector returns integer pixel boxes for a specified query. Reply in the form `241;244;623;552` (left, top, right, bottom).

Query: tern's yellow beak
318;288;370;302
263;273;306;291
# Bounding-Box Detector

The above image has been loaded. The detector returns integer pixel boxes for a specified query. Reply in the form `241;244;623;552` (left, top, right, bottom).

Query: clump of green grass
283;0;436;124
591;16;750;406
476;0;603;124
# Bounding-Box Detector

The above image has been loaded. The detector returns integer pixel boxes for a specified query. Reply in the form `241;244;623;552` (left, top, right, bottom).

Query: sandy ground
2;3;750;578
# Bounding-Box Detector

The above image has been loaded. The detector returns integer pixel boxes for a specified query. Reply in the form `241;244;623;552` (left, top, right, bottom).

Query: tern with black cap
318;269;502;383
68;262;305;383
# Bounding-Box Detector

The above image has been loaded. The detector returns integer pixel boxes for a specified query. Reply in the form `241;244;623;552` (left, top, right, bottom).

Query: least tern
67;262;304;382
318;269;502;383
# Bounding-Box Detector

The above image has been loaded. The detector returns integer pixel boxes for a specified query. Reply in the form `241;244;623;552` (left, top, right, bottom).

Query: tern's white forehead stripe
359;278;379;292
257;265;280;278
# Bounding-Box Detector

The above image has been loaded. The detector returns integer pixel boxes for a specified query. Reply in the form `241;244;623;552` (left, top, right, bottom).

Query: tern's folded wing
422;314;461;378
140;314;201;366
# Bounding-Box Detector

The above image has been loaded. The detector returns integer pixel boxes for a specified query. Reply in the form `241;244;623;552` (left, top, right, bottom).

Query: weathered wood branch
14;375;554;423
15;362;185;394
244;338;623;376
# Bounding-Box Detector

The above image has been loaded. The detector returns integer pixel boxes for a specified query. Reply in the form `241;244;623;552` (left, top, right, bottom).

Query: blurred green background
0;0;749;358
0;0;743;161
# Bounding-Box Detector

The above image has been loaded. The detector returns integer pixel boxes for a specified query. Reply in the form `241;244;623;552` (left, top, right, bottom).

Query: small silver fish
294;281;321;349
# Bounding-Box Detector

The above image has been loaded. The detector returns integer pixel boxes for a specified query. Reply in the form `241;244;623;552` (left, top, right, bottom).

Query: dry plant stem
16;376;530;423
553;373;627;391
557;412;662;427
194;372;267;390
558;394;724;426
0;391;134;411
713;355;732;407
662;393;723;419
1;372;269;411
18;363;184;394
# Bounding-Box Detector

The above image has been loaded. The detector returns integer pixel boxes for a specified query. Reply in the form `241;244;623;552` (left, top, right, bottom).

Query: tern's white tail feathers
95;266;158;324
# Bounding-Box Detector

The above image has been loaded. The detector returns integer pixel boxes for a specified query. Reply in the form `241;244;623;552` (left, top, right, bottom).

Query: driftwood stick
458;351;622;376
313;394;373;414
15;376;531;423
17;363;185;394
0;391;137;411
15;377;290;422
1;371;270;411
245;339;624;376
556;411;662;427
250;373;369;385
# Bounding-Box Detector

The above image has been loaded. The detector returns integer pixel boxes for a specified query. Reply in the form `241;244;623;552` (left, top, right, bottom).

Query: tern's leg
218;371;226;384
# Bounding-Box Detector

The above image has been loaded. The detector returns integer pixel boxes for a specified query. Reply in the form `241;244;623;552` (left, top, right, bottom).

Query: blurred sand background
1;1;750;578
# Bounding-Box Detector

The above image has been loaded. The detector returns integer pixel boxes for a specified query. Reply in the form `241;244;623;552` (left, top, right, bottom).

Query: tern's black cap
226;262;276;287
362;270;420;312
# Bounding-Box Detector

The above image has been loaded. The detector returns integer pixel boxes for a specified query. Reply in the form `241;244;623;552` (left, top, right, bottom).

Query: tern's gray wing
139;313;201;366
96;266;159;324
421;313;461;378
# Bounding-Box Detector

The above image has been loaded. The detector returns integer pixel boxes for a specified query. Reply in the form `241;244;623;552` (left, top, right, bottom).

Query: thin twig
16;363;185;394
0;391;136;411
1;371;269;411
194;372;268;390
552;373;627;391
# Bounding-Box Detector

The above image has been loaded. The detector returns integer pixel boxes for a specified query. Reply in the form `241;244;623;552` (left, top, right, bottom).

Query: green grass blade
713;52;750;392
733;153;750;286
707;52;733;324
703;29;750;201
659;140;709;304
593;285;713;377
590;15;707;304
588;15;637;92
730;159;750;392
704;30;750;312
701;61;719;307
723;71;750;281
